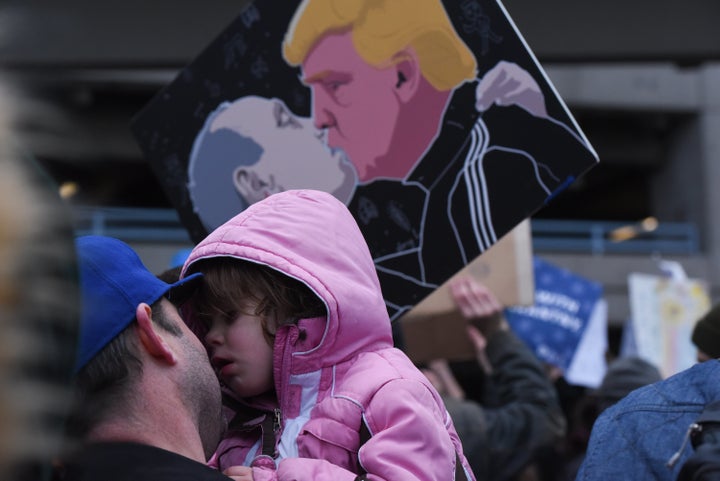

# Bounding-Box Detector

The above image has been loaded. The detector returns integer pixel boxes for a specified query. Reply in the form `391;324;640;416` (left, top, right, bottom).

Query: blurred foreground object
0;77;80;480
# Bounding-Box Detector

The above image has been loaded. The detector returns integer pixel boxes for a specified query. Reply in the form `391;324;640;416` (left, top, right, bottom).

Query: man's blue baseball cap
74;235;202;372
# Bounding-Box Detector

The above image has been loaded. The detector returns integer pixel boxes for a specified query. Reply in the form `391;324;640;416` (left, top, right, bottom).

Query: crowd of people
1;2;718;480
1;96;718;481
4;152;720;480
0;80;715;479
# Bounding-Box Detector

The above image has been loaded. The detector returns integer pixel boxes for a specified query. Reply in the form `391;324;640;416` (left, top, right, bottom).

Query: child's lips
211;356;232;376
219;363;235;378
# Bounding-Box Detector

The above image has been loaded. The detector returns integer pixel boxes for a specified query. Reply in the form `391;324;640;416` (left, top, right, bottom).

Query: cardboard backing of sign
400;219;534;362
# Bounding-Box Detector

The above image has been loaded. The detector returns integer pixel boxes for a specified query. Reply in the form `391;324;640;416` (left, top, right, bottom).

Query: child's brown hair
189;257;326;344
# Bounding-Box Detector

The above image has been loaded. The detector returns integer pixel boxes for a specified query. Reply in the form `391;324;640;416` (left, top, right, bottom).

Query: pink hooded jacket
182;190;475;481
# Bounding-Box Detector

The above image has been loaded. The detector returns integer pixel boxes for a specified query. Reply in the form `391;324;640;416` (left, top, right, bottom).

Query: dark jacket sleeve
446;330;567;481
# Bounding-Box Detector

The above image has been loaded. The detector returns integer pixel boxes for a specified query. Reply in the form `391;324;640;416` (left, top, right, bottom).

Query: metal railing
71;206;700;255
530;219;699;255
72;206;192;243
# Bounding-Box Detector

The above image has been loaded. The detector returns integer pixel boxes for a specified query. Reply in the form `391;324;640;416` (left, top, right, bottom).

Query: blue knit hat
74;235;202;372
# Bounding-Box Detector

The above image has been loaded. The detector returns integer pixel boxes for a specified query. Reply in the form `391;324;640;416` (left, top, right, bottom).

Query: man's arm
447;277;567;481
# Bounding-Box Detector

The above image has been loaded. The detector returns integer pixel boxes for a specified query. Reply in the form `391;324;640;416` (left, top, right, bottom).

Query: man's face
226;97;356;204
161;299;225;459
302;31;402;182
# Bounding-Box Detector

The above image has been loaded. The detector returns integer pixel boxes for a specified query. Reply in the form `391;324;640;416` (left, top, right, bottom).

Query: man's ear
135;303;178;365
392;48;421;103
232;166;244;190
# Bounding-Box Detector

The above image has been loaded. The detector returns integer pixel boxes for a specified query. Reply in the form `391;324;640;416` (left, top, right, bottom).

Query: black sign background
131;0;599;320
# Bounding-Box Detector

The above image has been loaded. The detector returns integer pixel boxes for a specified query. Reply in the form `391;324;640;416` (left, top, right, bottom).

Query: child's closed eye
222;310;238;324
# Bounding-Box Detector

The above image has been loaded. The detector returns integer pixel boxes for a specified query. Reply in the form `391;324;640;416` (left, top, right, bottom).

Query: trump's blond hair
283;0;477;91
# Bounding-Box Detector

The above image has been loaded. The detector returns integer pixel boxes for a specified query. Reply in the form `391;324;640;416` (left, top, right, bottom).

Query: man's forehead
300;30;355;79
302;69;344;85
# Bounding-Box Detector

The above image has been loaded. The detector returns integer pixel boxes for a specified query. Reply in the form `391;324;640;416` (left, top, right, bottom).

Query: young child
181;189;475;481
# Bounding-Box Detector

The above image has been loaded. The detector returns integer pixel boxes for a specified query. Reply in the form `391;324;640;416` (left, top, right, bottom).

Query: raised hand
475;60;548;118
450;276;508;357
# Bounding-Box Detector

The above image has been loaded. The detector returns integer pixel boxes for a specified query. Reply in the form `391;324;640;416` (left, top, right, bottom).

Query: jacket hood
181;189;393;370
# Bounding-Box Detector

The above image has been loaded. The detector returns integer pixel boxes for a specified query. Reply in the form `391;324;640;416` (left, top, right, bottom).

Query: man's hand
450;276;508;338
476;60;548;118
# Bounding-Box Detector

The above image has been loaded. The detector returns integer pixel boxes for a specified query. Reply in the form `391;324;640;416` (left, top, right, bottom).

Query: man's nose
312;91;337;130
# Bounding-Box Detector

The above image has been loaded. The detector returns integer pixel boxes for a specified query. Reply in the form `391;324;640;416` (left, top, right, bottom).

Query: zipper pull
667;422;702;468
273;408;282;433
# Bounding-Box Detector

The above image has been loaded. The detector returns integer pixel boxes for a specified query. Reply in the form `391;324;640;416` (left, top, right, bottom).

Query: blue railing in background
72;206;192;243
530;219;699;255
71;206;700;255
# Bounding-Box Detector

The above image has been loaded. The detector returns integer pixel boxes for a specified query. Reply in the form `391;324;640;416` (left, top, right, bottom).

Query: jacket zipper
273;408;282;434
666;422;702;468
270;324;295;458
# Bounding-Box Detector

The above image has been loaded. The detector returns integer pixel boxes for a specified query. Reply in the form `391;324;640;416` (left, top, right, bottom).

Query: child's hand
223;465;254;481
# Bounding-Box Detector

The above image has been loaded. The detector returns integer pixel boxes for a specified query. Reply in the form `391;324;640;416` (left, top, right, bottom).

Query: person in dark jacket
283;0;598;321
421;276;566;481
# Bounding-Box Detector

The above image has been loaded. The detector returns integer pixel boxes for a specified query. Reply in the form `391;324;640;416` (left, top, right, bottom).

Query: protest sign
401;219;533;362
131;0;599;321
565;298;608;388
628;272;710;378
504;256;605;373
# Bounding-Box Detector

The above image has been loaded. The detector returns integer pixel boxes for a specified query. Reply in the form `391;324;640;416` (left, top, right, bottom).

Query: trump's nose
312;93;337;130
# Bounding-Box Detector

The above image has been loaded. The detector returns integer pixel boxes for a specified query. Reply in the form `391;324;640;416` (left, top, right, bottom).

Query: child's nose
204;326;223;346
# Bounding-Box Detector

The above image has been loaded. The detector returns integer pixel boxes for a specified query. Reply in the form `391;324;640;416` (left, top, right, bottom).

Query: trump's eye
320;73;352;105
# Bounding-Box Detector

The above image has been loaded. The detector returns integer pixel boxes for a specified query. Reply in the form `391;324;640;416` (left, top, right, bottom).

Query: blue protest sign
505;256;603;372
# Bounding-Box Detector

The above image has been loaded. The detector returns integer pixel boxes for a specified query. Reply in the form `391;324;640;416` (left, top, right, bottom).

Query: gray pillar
700;64;720;290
